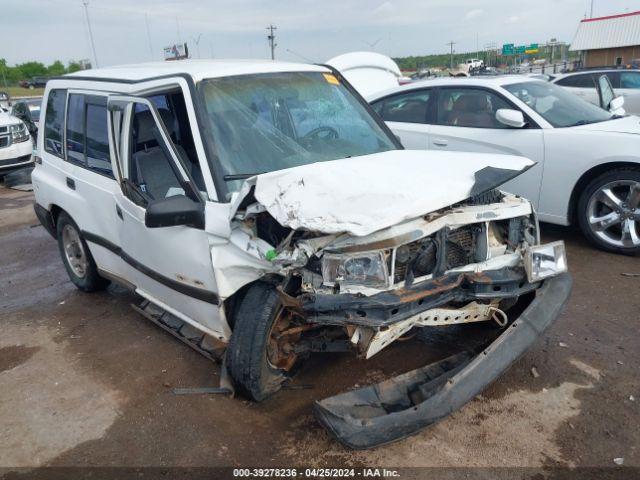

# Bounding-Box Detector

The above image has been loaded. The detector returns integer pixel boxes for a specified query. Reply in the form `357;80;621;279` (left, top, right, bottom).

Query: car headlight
10;122;29;143
321;251;389;288
525;241;567;282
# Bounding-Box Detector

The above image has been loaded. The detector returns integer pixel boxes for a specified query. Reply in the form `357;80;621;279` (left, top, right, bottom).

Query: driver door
107;95;225;339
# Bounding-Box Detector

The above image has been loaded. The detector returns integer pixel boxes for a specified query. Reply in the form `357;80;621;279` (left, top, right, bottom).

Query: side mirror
145;195;204;229
609;95;625;114
496;108;526;128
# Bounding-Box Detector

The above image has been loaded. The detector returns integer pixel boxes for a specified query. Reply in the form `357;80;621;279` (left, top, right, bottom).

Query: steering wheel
302;126;339;141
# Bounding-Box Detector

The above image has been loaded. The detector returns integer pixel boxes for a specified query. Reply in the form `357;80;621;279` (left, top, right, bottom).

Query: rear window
555;74;595;88
44;89;66;158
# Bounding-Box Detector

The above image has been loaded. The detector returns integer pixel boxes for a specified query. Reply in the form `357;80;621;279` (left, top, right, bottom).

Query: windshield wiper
223;173;265;181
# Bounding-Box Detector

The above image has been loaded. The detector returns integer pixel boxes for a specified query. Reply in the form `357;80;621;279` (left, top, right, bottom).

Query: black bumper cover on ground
314;272;572;450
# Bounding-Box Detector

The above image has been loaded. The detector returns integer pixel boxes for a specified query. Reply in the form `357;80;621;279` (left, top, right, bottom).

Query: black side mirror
145;195;204;229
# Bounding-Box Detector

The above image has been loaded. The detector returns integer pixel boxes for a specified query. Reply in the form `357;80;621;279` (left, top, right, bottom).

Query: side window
605;72;621;88
66;94;85;164
556;74;595;88
371;100;384;116
129;105;185;202
85;102;113;176
380;90;431;123
437;88;513;129
621;72;640;89
44;89;66;157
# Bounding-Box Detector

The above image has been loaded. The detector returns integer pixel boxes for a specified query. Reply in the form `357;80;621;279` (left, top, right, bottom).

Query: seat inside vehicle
130;92;206;200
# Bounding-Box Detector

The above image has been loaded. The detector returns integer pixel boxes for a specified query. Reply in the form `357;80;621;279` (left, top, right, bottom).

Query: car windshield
503;81;613;128
199;71;396;195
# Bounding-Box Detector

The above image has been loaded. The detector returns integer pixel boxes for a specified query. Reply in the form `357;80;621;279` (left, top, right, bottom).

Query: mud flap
314;272;572;450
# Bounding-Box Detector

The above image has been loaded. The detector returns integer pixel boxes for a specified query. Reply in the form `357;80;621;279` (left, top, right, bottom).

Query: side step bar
132;299;225;363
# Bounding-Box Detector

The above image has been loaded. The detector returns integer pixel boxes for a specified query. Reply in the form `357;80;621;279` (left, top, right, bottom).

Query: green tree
47;60;66;76
16;61;47;79
66;61;82;73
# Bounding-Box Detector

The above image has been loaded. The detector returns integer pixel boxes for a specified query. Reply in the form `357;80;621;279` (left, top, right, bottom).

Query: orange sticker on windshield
323;73;340;85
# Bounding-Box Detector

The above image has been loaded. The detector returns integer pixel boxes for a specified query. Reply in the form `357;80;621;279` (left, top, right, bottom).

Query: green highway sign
502;44;514;55
502;43;539;56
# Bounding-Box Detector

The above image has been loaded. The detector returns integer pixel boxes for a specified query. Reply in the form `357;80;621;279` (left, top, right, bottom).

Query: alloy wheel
586;180;640;249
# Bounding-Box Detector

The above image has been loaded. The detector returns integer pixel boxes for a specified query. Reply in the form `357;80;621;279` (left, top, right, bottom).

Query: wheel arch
568;161;640;225
222;274;286;331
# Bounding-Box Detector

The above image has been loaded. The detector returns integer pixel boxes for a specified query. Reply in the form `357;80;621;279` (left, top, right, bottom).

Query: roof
65;59;328;82
570;10;640;51
366;75;543;101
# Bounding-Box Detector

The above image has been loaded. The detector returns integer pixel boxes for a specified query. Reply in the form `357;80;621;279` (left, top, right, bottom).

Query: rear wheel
56;212;109;291
577;169;640;255
227;282;300;401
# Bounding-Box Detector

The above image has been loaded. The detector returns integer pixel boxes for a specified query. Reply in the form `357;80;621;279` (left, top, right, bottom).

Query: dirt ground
1;183;639;476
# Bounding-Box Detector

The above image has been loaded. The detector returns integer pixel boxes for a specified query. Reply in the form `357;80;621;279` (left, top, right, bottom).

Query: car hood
574;115;640;134
235;150;534;237
0;110;20;127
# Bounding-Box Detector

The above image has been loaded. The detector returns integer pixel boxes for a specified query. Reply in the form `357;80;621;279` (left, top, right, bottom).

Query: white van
32;60;570;449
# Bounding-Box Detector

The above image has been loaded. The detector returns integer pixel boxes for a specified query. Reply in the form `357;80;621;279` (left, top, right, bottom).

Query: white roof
65;59;328;82
366;75;542;101
570;11;640;51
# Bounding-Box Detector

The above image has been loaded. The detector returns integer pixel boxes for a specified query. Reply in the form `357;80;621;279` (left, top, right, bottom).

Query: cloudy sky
3;0;639;67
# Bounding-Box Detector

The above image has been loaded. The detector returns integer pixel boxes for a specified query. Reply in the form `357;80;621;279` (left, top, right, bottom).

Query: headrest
135;108;175;144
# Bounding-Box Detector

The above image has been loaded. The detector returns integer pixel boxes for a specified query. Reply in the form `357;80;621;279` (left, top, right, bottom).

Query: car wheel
227;282;299;401
56;212;109;291
577;168;640;255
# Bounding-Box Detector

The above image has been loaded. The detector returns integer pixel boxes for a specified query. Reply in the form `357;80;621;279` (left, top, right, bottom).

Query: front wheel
577;169;640;255
56;212;109;291
227;282;301;401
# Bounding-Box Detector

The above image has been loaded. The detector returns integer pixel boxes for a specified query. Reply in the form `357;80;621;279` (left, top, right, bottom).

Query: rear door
555;73;599;105
370;88;433;149
107;95;227;340
427;86;545;207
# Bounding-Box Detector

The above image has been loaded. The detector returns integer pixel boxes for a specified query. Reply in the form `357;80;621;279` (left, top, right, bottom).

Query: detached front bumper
314;272;572;450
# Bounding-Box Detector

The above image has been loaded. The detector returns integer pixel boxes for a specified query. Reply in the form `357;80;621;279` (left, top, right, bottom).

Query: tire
56;212;109;291
227;282;292;401
577;168;640;255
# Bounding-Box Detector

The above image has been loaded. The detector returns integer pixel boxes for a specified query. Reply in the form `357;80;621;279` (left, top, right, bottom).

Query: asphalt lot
1;181;639;474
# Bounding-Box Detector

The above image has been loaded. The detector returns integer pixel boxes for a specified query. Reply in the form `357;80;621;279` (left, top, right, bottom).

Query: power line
266;24;277;60
82;0;99;68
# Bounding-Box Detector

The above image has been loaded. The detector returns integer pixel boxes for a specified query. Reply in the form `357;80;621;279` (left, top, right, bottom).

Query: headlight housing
10;122;29;143
525;241;567;282
321;251;389;289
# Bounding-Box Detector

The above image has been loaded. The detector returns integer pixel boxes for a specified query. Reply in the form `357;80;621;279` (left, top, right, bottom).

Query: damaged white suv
32;61;571;449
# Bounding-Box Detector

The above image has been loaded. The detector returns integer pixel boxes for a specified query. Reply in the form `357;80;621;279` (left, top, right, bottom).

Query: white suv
0;108;33;178
32;60;570;449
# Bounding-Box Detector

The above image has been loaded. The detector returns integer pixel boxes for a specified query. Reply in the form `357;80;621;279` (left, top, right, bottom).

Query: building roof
65;59;327;82
570;10;640;51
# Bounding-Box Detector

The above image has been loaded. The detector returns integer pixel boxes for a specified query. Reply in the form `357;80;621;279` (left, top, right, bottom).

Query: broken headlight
525;241;567;282
321;251;389;289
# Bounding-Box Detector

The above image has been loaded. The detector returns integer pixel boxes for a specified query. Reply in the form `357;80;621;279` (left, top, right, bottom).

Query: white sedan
367;76;640;255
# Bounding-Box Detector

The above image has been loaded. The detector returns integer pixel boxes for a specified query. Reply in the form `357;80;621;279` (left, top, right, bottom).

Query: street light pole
266;25;277;60
82;0;99;68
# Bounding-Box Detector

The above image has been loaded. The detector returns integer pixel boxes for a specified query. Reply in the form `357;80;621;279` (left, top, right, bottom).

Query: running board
131;299;226;363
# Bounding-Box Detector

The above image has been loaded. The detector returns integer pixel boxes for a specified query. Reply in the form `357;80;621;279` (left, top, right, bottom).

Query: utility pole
191;34;203;58
82;0;99;68
590;0;594;17
144;13;154;61
446;41;456;69
266;24;277;60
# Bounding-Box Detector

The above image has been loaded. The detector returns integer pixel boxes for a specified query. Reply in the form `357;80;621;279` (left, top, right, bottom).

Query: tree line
0;59;84;86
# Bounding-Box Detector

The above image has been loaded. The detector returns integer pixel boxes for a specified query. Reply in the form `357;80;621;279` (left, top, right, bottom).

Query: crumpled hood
246;150;533;237
575;115;640;135
0;110;20;127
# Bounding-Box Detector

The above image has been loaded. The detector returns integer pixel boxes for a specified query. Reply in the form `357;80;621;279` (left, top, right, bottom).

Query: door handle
433;139;448;147
116;205;123;220
66;177;75;190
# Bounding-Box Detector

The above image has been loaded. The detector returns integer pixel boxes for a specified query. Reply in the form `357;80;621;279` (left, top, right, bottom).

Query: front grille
446;226;476;269
0;126;8;134
0;136;9;149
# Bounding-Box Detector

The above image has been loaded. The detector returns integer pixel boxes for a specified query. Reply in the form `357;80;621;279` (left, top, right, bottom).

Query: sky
2;0;639;67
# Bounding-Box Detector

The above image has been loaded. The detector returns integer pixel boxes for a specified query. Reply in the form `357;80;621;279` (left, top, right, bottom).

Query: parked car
552;69;640;115
32;61;570;449
0;109;33;178
465;58;484;69
19;76;49;89
368;76;640;255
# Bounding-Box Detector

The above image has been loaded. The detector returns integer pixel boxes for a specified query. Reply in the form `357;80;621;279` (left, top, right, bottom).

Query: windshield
504;81;613;127
199;71;397;195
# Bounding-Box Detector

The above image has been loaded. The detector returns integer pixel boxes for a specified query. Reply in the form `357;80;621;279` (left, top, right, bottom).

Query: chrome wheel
587;180;640;249
61;224;88;278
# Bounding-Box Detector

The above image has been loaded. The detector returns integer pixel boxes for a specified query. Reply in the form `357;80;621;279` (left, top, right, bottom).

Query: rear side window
44;89;66;158
621;72;640;89
556;74;595;88
64;94;113;178
380;90;431;124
